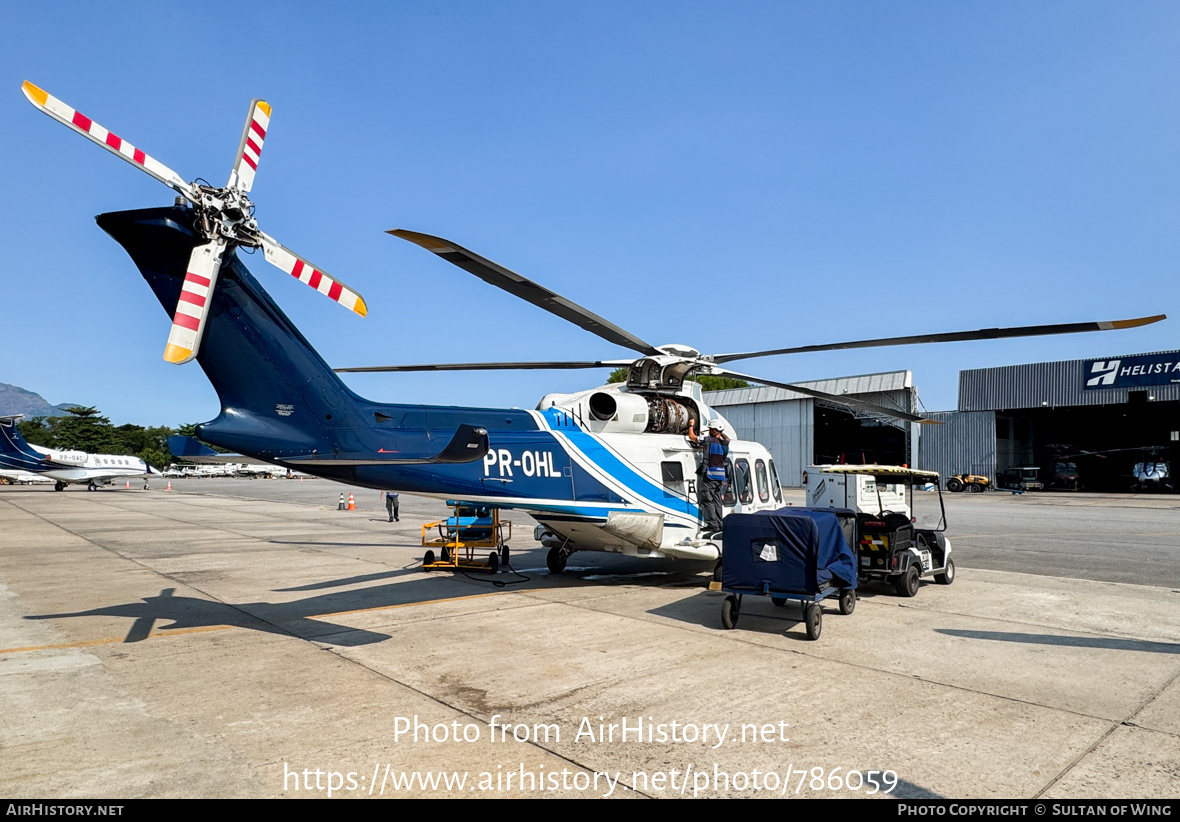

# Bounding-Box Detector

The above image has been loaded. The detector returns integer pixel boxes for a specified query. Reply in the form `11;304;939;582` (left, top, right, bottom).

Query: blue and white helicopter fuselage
24;84;1159;574
98;207;783;566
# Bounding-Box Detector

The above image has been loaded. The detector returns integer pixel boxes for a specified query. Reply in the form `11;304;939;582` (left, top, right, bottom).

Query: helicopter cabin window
768;459;783;503
735;459;753;504
660;461;684;484
722;459;736;506
755;460;769;502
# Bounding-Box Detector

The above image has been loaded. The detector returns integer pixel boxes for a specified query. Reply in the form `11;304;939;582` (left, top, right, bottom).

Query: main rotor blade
712;366;935;424
258;232;368;317
227;99;271;194
335;359;633;374
712;315;1167;365
22;81;196;201
389;229;662;356
164;239;228;365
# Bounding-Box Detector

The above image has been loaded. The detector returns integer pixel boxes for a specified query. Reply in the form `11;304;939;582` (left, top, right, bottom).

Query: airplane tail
0;416;48;470
97;206;488;473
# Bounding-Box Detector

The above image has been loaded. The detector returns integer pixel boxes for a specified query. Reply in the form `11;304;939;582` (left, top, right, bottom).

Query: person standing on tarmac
385;491;399;522
687;418;730;537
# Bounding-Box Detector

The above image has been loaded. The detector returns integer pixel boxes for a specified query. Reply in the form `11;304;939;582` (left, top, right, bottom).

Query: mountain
0;383;80;418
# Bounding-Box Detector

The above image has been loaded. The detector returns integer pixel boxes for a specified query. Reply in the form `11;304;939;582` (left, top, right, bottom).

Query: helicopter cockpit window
755;459;769;502
722;459;736;506
768;459;783;503
736;459;753;504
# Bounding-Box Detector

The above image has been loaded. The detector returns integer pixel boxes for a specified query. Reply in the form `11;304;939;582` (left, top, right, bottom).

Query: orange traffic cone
166;481;172;491
125;480;130;489
347;493;356;511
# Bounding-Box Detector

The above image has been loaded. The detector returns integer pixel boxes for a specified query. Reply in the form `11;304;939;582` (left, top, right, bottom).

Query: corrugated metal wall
706;372;916;487
917;410;997;486
960;350;1180;411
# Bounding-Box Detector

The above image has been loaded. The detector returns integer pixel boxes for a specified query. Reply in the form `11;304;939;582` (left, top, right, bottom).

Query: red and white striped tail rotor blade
227;99;271;194
163;240;228;365
21;81;195;201
258;232;368;317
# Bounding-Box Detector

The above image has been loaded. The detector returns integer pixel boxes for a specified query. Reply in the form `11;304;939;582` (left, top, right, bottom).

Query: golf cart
802;465;955;597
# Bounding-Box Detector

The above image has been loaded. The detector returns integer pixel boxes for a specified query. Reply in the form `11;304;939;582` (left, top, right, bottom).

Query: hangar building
919;349;1180;491
704;371;920;488
705;349;1179;492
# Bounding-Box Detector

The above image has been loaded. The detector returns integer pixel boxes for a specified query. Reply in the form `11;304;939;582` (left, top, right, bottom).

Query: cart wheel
771;597;787;607
805;603;823;640
721;595;740;630
500;545;510;568
839;588;856;615
934;557;955;585
895;565;920;598
546;547;566;575
423;550;435;567
488;551;499;574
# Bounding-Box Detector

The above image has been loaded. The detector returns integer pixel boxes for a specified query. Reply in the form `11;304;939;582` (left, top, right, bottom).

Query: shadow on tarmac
936;629;1180;655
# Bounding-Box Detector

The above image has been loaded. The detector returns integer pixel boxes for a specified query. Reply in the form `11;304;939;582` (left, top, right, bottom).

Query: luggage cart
421;503;511;573
718;508;857;641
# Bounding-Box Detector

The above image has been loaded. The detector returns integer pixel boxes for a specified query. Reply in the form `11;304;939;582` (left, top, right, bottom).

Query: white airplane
0;416;155;491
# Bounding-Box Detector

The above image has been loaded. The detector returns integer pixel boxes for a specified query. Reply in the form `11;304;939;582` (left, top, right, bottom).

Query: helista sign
1084;353;1180;390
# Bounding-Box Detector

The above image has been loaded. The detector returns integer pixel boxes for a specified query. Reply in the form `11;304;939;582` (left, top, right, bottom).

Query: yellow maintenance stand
421;503;511;573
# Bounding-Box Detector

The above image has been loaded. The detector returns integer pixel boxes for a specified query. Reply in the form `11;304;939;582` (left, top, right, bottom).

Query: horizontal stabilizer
167;435;238;463
285;425;490;466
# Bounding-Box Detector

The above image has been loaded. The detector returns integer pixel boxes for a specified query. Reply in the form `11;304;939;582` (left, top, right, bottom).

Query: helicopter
22;82;1167;573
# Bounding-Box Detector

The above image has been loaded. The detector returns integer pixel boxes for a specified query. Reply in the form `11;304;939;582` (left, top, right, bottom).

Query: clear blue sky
2;1;1177;427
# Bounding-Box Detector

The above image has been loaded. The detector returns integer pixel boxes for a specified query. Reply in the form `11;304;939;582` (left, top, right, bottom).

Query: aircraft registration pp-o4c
21;82;1166;573
0;415;153;491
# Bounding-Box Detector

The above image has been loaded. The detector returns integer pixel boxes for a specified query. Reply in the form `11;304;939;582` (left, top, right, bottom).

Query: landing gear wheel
546;546;567;575
721;595;740;630
423;550;436;567
488;551;499;574
54;481;65;492
771;597;787;607
804;603;823;640
839;588;856;615
895;565;920;598
935;557;955;585
946;477;963;492
968;483;983;493
87;482;96;491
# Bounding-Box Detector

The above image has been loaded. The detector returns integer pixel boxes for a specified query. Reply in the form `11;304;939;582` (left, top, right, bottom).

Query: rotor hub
192;184;260;246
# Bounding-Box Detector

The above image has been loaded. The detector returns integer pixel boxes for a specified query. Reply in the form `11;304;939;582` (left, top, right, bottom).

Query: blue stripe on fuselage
541;408;700;520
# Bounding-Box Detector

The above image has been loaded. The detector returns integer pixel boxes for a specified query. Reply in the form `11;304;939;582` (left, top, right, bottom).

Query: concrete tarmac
1;480;1178;799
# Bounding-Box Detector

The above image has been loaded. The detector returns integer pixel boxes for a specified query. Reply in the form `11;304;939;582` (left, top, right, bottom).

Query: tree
16;416;51;447
607;367;748;391
52;406;113;452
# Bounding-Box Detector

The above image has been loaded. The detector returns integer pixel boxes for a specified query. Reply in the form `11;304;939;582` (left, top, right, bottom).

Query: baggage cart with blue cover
719;508;858;640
